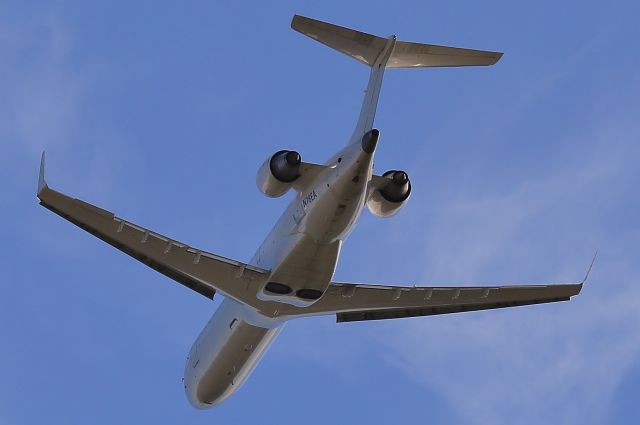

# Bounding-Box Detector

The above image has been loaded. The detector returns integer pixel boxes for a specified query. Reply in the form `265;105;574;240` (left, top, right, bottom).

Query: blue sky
2;1;639;423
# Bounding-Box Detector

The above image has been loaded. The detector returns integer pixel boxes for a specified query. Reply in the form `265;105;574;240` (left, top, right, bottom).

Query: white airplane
37;15;589;408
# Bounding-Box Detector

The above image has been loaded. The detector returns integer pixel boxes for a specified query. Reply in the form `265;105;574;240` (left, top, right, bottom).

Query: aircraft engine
256;150;302;197
366;170;412;217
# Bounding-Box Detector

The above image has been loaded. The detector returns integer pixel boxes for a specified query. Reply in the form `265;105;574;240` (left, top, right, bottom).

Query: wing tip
290;14;300;29
37;151;47;197
581;251;598;285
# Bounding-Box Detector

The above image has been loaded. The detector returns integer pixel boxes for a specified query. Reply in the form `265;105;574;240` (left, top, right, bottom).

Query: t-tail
291;15;503;144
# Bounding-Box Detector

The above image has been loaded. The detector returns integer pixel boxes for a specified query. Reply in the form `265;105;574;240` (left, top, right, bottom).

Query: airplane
36;15;589;408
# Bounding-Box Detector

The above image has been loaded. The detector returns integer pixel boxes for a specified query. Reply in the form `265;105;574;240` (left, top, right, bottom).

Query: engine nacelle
366;170;412;217
256;150;302;197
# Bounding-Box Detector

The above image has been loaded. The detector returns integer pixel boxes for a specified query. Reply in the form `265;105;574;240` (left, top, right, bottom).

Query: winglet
38;151;47;196
581;251;598;284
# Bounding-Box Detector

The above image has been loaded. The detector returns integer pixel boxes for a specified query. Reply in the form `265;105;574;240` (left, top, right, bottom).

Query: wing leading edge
36;153;269;305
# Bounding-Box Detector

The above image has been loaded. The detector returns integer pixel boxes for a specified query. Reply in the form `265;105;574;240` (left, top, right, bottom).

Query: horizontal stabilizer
291;15;502;68
387;40;502;68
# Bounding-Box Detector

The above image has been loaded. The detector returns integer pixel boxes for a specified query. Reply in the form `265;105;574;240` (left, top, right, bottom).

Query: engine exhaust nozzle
361;129;380;154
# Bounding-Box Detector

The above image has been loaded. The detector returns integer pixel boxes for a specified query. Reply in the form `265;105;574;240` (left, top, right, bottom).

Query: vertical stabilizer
351;36;395;142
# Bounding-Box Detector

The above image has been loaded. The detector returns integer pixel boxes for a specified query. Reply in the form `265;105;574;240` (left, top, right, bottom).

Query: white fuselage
184;141;375;407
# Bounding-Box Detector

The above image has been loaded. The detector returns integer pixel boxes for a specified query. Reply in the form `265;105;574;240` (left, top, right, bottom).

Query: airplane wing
36;154;268;305
281;272;590;322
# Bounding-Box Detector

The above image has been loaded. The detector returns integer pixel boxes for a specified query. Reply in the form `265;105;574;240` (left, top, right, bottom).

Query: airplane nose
194;381;234;408
184;367;236;409
185;379;232;409
184;367;231;409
